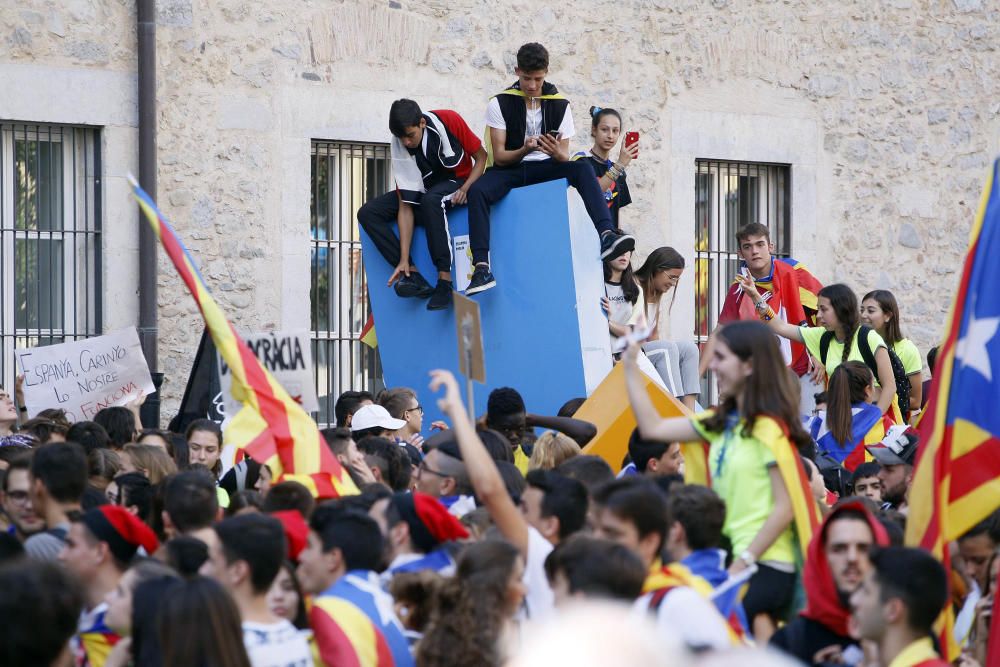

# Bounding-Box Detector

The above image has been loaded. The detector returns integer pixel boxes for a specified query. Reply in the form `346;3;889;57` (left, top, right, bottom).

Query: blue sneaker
465;265;496;295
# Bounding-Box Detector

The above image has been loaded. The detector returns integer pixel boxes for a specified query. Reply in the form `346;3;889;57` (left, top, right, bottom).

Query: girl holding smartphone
572;107;639;229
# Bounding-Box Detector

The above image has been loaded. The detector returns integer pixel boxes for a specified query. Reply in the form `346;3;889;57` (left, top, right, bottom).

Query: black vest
495;81;569;151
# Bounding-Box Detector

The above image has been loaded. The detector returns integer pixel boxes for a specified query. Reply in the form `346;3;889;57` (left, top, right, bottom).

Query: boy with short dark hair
359;98;487;311
464;42;634;295
591;477;732;650
203;513;312;667
298;506;413;667
850;546;950;666
25;442;88;561
544;534;646;605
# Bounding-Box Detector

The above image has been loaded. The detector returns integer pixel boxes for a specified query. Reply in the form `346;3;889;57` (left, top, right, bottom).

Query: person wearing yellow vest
623;320;822;643
850;547;951;667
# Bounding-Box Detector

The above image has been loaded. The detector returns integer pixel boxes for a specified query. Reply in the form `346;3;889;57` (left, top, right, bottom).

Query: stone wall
2;0;998;413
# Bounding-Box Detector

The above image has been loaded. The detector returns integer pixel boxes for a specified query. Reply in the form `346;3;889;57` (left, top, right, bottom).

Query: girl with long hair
185;419;223;478
738;279;897;415
121;443;178;484
602;246;644;340
103;560;180;667
416;539;527;667
158;576;252;667
861;289;923;412
571;107;639;229
634;247;701;410
623;320;813;642
805;361;889;470
266;561;309;630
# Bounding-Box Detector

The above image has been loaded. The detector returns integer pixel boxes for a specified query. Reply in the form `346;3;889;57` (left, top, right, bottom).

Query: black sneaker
599;229;636;260
465;265;496;295
394;271;434;299
426;279;453;311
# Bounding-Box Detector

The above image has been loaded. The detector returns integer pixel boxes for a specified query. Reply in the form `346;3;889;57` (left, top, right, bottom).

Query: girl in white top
634;247;701;410
602;246;645;341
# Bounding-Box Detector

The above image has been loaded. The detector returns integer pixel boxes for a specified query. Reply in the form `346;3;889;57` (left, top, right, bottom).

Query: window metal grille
0;123;102;392
694;159;791;401
310;141;389;426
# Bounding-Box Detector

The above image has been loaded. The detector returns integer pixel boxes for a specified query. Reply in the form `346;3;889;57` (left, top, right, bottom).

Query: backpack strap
856;326;879;378
819;331;835;365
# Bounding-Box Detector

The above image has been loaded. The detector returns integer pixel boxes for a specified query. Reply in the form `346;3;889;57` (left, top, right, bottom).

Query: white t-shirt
520;526;555;621
242;620;314;667
485;97;575;162
633;587;731;651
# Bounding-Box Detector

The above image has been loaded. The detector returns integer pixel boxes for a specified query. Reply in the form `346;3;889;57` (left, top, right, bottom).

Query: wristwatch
739;550;756;567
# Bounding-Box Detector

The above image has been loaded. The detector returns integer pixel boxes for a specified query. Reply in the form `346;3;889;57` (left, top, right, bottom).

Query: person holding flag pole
129;176;358;499
623;320;821;642
905;157;1000;663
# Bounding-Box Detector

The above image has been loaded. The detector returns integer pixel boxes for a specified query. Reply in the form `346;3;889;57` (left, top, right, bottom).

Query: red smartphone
625;131;639;156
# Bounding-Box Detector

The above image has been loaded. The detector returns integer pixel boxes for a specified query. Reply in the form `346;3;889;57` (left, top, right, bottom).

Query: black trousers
466;159;614;265
357;179;461;274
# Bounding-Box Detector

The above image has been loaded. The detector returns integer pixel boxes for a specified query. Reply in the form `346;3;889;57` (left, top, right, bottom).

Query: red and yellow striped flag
131;179;357;498
360;312;377;348
905;159;1000;660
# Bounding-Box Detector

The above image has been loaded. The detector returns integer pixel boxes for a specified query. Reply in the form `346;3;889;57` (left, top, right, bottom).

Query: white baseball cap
351;404;407;432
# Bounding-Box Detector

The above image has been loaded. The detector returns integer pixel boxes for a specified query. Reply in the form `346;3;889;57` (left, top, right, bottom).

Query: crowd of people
0;40;996;667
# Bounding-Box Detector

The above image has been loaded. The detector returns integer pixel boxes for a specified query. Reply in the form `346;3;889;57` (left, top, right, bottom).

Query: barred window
310;141;388;426
694;159;790;400
1;123;101;390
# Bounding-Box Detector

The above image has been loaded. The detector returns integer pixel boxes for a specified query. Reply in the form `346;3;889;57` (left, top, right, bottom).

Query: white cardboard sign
217;329;318;418
15;327;154;421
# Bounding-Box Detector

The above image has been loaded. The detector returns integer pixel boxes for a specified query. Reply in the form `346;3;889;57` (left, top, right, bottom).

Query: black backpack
819;325;911;413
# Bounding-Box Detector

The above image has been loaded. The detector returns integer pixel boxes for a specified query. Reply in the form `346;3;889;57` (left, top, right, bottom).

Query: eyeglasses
405;405;424;416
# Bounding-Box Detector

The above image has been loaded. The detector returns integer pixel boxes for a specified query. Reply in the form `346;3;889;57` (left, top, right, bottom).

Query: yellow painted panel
578;364;690;472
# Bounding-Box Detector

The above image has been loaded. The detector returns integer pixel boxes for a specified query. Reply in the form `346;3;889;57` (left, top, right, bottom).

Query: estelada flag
906;158;1000;659
131;179;357;499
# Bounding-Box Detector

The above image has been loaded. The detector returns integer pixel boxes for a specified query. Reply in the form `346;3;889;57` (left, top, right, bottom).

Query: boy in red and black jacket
358;99;487;311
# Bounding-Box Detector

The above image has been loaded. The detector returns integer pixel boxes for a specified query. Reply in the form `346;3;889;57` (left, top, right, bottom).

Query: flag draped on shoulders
682;415;820;555
906;158;1000;661
719;257;822;375
310;571;413;667
807;403;887;471
643;561;745;645
131;180;357;499
753;416;823;556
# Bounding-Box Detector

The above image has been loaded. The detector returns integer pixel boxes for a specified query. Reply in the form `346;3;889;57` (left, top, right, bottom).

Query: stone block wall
2;0;998;413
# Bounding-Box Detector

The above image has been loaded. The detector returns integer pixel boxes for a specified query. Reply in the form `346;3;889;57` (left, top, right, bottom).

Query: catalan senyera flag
360;311;377;348
906;158;1000;660
686;414;821;557
131;179;358;499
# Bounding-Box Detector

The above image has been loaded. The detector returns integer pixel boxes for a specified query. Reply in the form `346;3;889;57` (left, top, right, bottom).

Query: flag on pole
905;158;1000;660
130;179;358;498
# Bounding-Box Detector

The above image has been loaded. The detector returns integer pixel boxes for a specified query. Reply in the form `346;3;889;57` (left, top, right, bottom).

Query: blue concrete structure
359;180;612;428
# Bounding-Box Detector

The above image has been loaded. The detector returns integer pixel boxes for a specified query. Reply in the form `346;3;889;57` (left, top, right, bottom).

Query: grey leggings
642;339;701;398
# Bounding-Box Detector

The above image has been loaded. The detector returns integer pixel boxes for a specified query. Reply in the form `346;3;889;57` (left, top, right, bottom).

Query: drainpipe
137;0;162;427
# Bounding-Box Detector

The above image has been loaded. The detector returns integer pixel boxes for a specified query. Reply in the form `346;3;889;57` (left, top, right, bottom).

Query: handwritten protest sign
15;327;155;422
218;329;318;419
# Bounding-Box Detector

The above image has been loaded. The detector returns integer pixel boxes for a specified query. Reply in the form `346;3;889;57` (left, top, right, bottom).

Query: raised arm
429;369;528;555
526;413;597;447
873;346;897;415
734;275;804;343
489;127;537;167
622;342;700;443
